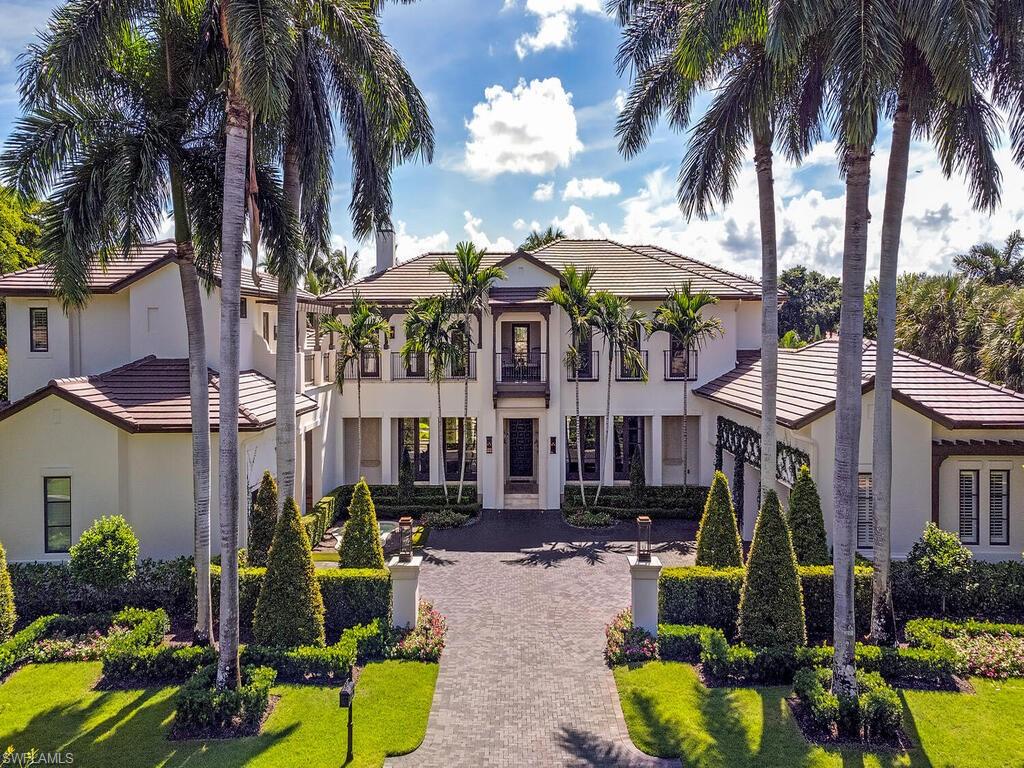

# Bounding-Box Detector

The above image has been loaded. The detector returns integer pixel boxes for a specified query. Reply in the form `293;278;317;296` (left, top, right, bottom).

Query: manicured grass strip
613;661;1024;768
0;661;437;768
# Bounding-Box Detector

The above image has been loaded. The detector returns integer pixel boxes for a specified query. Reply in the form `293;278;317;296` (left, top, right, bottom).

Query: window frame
566;416;601;481
29;307;49;353
398;417;430;482
989;468;1010;546
613;416;645;481
959;468;980;545
240;298;248;319
856;472;873;549
43;475;72;554
443;417;478;482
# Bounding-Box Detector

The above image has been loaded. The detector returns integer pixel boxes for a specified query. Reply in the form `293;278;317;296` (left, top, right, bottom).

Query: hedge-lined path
386;510;695;768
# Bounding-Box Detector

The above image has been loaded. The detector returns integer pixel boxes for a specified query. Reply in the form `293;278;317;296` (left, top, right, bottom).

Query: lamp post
398;516;413;562
339;675;356;763
636;515;652;562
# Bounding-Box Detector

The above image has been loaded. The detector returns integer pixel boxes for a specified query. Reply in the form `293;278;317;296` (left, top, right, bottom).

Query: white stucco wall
6;297;71;401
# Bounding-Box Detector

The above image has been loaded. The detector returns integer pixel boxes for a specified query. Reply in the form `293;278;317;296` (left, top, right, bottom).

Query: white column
388;555;422;629
628;555;663;634
651;415;663;486
381;418;393;484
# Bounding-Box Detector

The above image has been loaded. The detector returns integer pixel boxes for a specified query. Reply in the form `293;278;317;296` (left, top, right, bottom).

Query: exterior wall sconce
486;435;493;454
636;515;652;563
398;516;413;562
550;436;557;454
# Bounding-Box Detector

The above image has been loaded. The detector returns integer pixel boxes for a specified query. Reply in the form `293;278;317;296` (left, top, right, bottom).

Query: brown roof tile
695;340;1024;430
0;357;317;433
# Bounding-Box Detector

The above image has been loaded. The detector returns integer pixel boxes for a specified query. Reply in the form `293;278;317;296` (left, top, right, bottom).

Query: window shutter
959;470;979;544
856;473;873;549
989;470;1009;546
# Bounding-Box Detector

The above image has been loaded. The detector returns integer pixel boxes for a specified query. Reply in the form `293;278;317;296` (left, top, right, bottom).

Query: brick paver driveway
386;510;695;768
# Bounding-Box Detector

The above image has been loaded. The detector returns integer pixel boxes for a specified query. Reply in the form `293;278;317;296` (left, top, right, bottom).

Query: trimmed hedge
0;615;57;678
892;559;1024;620
174;664;276;734
660;565;872;641
0;541;15;641
329;484;481;521
211;565;389;640
793;666;902;741
563;485;710;519
301;494;335;548
9;558;195;625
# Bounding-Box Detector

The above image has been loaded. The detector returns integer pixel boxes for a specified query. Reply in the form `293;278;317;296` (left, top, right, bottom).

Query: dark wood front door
304;430;314;511
508;419;534;479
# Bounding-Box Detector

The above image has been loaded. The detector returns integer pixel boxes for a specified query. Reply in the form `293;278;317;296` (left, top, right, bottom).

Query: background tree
953;231;1024;286
787;466;829;566
322;292;389;470
589;291;648;501
0;186;41;277
778;267;841;341
694;471;743;568
307;247;360;294
653;285;722;486
433;242;505;503
544;265;597;508
519;226;564;251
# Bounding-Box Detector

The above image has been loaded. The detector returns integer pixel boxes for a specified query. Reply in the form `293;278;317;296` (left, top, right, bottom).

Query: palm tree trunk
170;165;213;646
574;366;586;509
437;378;448;503
275;144;300;507
833;146;872;702
215;63;248;691
457;315;469;503
596;344;612;503
871;85;911;645
753;130;778;505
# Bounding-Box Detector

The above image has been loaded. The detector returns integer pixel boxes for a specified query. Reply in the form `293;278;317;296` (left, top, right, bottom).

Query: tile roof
321;238;767;305
0;239;320;303
0;357;317;433
695;339;1024;430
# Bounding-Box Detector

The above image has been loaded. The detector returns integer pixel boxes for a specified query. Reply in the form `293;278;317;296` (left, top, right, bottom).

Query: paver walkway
386;510;696;768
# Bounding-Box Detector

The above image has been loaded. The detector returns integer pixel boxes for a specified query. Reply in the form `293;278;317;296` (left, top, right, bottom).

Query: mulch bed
168;694;280;742
786;696;915;752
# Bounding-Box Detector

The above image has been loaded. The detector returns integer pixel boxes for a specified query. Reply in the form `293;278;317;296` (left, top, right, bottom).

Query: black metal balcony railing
391;351;428;380
303;352;316;384
664;348;698;381
496;350;547;383
615;349;649;381
441;352;477;380
566;349;599;382
340;351;382;380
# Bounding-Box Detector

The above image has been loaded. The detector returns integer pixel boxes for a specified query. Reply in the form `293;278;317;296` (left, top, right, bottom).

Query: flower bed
391;601;447;661
605;610;658;665
906;618;1024;679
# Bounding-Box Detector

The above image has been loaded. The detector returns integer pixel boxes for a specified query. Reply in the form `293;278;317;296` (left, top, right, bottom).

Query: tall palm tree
954;232;1024;286
322;292;389;473
519;226;565;251
268;0;433;508
653;285;723;489
5;0;226;647
543;265;597;509
402;296;458;502
432;242;506;504
309;247;360;294
589;291;648;502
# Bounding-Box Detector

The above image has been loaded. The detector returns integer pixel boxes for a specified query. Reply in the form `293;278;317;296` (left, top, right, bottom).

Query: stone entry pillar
628;555;663;634
388;555;422;628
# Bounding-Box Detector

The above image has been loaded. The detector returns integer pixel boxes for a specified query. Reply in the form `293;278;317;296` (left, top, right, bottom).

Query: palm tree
519;226;565;251
954;232;1024;286
309;247;360;294
653;285;723;489
402;296;458;502
4;1;225;647
269;0;433;507
322;292;389;473
543;265;597;509
589;291;648;502
432;242;506;503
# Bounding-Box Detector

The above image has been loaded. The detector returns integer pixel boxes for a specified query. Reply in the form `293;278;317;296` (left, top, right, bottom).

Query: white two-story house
2;236;1023;562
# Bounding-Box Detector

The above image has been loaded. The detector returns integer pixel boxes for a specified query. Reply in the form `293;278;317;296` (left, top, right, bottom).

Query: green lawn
614;661;1024;768
0;660;437;768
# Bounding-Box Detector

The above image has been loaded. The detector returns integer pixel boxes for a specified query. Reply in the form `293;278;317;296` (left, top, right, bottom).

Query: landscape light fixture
339;675;356;762
399;516;414;562
636;515;652;563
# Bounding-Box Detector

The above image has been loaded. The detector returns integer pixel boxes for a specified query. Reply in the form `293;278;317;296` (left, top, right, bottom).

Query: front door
508;418;534;480
304;430;314;511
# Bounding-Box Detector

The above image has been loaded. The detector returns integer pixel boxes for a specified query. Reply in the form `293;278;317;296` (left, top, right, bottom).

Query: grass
614;661;1024;768
0;660;438;768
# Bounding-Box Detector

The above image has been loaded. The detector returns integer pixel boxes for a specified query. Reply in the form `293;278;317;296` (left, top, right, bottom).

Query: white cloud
463;211;516;252
514;0;607;58
552;205;611;239
464;78;583;178
533;181;555;201
562;176;621;200
395;220;450;264
614;89;627;113
513;218;528;231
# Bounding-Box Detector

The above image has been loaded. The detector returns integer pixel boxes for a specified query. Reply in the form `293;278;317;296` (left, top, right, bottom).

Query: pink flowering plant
391;600;447;661
949;632;1024;679
605;609;658;666
30;625;130;663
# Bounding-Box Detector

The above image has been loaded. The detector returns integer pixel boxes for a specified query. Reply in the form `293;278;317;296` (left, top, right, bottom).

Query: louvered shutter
989;470;1009;546
856;473;873;549
959;470;979;544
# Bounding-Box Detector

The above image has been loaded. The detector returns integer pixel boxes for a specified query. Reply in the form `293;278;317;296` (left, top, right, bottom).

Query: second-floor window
263;312;271;342
360;349;380;378
30;307;48;352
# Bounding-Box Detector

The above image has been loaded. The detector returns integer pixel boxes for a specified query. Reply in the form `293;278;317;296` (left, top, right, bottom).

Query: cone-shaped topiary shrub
787;465;830;565
248;471;279;567
252;497;325;647
338;479;386;569
0;540;15;642
629;450;646;505
399;449;415;499
738;489;806;649
695;471;743;568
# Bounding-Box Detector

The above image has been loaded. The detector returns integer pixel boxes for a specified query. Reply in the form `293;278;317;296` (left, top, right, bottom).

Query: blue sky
0;0;1021;280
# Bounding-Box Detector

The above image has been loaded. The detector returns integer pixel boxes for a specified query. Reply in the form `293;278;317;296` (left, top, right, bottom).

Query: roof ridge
637;243;761;287
51;355;158;386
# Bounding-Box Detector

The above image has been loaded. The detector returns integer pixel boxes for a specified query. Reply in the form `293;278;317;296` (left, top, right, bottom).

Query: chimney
375;224;396;273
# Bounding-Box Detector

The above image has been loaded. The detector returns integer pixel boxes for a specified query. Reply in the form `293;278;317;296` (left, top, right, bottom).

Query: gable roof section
321;238;766;306
695;339;1024;430
0;357;317;433
0;239;321;303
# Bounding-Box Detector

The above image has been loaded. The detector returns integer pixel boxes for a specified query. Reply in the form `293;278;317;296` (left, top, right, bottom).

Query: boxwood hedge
563;485;710;519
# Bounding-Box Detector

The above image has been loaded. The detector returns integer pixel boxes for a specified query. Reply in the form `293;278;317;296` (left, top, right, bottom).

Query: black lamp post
398;516;413;562
339;674;356;762
636;515;652;562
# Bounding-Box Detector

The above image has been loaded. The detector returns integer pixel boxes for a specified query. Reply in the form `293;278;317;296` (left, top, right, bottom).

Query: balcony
339;351;382;381
388;352;478;381
615;349;649;381
663;348;698;381
566;350;599;382
494;350;549;405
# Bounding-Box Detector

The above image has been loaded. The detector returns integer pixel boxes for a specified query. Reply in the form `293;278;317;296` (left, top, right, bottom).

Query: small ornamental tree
738;490;806;649
629;450;646;506
69;516;139;591
787;465;830;565
695;470;743;567
248;471;279;567
398;448;415;499
338;479;386;569
0;540;15;642
906;523;973;614
252;497;326;647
